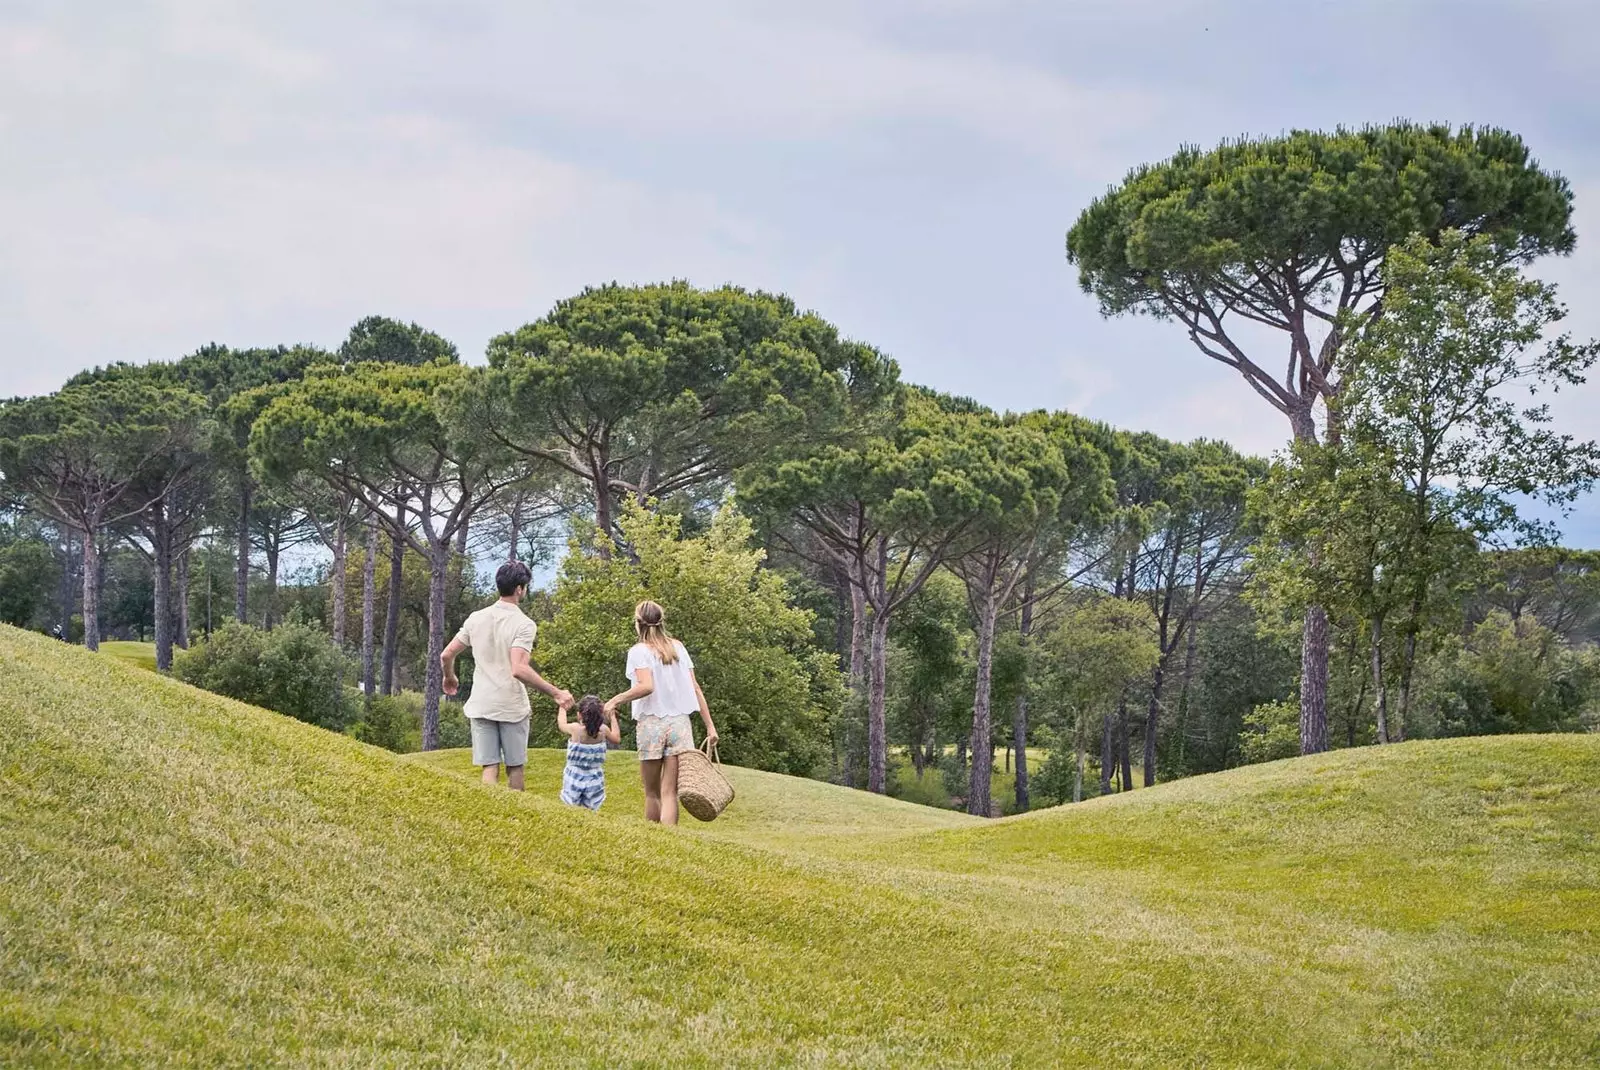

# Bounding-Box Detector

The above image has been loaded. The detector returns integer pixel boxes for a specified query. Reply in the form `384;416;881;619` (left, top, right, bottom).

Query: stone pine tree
1067;123;1575;753
463;282;897;554
943;411;1112;816
252;362;522;749
0;380;210;651
738;390;990;794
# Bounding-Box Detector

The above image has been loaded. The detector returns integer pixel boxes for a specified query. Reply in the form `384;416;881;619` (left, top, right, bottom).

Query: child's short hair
578;694;605;738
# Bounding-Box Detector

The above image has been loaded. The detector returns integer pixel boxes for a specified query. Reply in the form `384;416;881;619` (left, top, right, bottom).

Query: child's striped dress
560;740;608;810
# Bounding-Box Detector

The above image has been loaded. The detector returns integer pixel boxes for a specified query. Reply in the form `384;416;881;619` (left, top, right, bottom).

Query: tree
1341;230;1600;737
465;282;897;551
123;397;216;669
1038;596;1159;803
540;502;841;774
1437;612;1599;736
738;391;993;793
1129;440;1257;784
339;316;459;366
1480;548;1600;644
251;362;519;749
0;380;210;650
0;532;57;628
74;344;339;625
944;411;1112;815
1067;122;1575;754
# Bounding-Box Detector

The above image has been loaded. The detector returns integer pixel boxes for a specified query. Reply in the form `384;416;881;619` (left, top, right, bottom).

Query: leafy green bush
351;690;470;753
351;691;421;753
1240;700;1302;764
1438;612;1599;736
174;619;355;731
540;502;842;775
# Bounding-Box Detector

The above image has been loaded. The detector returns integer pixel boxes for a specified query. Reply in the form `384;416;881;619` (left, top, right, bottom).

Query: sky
2;0;1598;542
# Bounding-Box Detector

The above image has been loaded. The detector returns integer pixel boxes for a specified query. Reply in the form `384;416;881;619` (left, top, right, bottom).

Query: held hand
554;689;575;711
442;674;459;697
603;700;619;719
704;728;720;748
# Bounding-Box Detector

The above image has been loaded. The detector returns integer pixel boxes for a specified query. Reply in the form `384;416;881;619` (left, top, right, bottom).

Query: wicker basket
677;739;734;821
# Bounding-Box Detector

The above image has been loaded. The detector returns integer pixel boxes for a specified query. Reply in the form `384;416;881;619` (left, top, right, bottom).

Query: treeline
3;122;1598;815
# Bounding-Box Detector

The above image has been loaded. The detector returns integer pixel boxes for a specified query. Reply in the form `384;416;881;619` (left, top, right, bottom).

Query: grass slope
2;626;1597;1067
96;641;156;672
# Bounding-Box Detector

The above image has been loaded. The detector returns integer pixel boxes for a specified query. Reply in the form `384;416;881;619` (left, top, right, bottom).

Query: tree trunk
1370;615;1389;744
1300;605;1332;754
866;610;890;794
420;545;449;751
966;588;998;817
848;581;867;691
1117;693;1133;791
58;528;76;635
1014;587;1034;813
1396;629;1417;743
175;546;191;649
592;454;614;558
1143;661;1165;787
453;520;470;555
382;513;405;695
263;544;280;631
1100;711;1113;795
81;527;100;651
361;521;378;698
507;499;522;564
151;505;174;672
911;710;927;778
1073;711;1086;804
1291;407;1333;755
330;521;348;648
234;479;251;623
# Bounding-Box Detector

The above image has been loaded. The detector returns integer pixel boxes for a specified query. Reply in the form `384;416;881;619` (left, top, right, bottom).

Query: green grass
97;641;156;672
3;625;1598;1067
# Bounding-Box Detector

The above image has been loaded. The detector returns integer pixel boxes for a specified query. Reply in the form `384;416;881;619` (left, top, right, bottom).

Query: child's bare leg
660;754;680;827
481;763;500;786
506;765;525;791
641;759;663;822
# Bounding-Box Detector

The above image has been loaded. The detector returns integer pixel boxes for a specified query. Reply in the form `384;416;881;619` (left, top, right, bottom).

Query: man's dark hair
496;560;532;597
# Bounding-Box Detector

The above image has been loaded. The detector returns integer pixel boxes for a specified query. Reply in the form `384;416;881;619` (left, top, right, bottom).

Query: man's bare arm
511;648;573;709
440;638;467;696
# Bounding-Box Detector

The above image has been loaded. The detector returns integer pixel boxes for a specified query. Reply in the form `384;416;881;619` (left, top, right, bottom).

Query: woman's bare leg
641;758;663;822
481;763;500;786
660;754;680;827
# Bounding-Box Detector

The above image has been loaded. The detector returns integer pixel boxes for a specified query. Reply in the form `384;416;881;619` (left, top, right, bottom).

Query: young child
558;694;620;811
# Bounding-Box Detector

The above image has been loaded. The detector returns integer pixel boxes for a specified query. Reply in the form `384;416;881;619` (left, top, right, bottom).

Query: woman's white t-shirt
626;640;696;720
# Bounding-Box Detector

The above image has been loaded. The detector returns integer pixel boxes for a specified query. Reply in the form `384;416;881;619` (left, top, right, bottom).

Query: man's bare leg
507;765;525;791
660;754;680;827
482;763;500;786
641;759;663;822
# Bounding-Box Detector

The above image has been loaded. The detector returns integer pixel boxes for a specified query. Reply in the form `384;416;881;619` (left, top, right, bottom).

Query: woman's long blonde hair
634;600;679;664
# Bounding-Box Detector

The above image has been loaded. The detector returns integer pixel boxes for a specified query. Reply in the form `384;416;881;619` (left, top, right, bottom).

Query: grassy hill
2;626;1597;1067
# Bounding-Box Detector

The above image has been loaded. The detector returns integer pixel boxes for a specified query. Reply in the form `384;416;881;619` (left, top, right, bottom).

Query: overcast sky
3;1;1597;541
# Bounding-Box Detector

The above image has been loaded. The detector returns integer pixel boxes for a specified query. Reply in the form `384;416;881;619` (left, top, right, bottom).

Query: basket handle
700;737;721;765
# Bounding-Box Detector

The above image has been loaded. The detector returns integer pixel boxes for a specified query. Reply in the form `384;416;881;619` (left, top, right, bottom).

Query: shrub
350;690;469;754
541;502;842;775
1240;699;1302;764
351;691;421;753
175;619;355;731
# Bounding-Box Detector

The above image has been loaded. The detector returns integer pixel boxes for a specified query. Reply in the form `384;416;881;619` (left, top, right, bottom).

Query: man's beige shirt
454;601;537;722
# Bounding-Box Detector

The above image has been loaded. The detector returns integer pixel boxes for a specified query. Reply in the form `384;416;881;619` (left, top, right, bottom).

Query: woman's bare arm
690;670;718;746
604;666;653;717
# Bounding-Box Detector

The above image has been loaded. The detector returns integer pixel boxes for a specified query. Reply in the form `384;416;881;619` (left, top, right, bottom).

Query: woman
604;600;719;826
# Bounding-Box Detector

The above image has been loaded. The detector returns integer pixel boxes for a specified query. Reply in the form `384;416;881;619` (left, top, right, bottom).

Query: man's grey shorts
469;716;530;767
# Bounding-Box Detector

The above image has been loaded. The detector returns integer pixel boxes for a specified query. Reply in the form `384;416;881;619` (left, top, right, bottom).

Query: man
440;561;572;791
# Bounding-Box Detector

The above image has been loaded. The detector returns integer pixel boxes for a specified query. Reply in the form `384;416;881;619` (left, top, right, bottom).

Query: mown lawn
2;625;1597;1067
97;641;156;672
